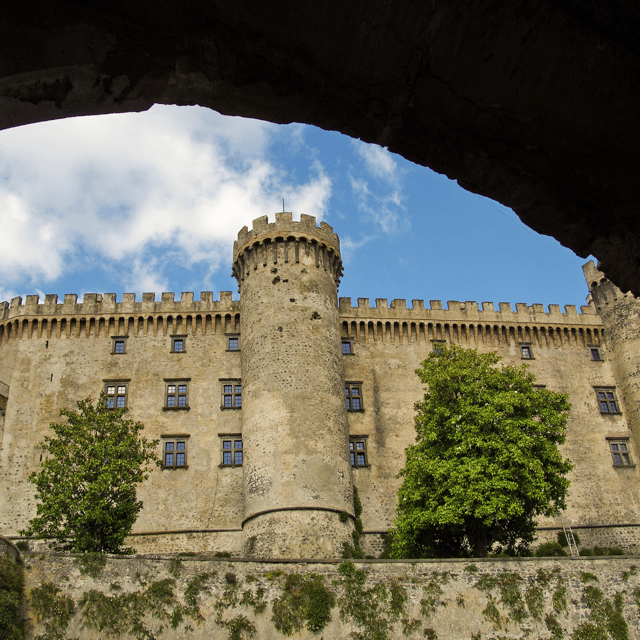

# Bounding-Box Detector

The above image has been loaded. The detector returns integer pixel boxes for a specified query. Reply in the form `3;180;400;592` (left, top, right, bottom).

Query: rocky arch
1;1;639;291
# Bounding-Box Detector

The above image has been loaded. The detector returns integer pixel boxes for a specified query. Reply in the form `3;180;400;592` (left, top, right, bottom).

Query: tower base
241;509;353;559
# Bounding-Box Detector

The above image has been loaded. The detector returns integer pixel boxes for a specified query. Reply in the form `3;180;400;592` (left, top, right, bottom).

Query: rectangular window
590;347;603;361
342;339;354;355
104;381;129;409
345;383;363;411
112;337;127;354
227;335;240;351
220;435;243;466
164;379;190;410
596;388;620;414
171;335;186;353
221;380;242;409
520;344;533;359
349;437;368;467
162;436;189;468
608;439;633;467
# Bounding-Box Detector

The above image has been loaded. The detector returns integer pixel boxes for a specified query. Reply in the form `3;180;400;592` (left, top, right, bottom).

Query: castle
1;213;640;558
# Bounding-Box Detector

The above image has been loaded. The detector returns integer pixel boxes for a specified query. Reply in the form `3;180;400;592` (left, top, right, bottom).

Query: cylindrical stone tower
232;212;354;558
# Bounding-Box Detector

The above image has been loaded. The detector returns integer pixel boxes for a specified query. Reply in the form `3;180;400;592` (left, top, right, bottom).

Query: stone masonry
1;214;640;557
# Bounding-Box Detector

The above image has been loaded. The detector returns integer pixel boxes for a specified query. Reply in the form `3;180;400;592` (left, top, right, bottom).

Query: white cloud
124;258;169;295
349;176;408;235
0;106;332;297
348;140;409;235
352;140;399;184
0;287;18;305
339;234;377;265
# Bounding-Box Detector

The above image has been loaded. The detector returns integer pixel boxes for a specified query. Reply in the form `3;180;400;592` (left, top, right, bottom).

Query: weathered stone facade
20;553;640;640
1;213;640;557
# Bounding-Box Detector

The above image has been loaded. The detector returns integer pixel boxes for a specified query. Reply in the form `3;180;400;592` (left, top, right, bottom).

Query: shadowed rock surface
1;1;639;291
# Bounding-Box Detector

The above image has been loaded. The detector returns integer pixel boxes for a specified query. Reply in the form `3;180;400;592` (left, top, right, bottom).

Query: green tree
20;396;159;553
390;345;572;558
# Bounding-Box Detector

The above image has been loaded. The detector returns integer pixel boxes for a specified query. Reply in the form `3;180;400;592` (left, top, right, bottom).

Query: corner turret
584;260;640;450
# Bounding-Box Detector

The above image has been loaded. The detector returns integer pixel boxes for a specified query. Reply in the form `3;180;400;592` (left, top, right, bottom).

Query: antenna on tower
283;198;285;212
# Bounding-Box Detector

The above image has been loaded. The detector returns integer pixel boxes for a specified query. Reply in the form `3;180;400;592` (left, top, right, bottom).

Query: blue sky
0;105;593;311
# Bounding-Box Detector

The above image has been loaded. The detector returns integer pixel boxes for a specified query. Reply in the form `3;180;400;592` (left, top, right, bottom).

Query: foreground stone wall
21;553;640;639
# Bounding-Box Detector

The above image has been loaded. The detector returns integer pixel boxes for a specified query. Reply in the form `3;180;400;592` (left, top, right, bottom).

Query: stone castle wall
0;291;245;552
1;213;640;556
20;552;640;640
336;296;640;548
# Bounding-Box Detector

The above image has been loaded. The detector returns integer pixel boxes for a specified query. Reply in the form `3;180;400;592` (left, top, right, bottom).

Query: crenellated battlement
337;297;600;325
233;213;340;260
0;291;239;323
232;213;343;288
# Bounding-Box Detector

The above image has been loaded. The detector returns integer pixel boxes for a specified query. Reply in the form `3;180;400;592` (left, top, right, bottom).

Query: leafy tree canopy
20;396;159;554
390;345;572;558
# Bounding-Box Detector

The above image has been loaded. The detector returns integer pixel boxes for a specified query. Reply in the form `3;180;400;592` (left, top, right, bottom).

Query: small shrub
75;552;107;577
378;533;394;559
534;542;567;557
225;572;238;585
214;551;232;558
271;573;335;635
339;511;349;523
353;486;362;518
265;570;284;581
221;614;256;640
580;572;598;583
14;540;29;552
245;536;257;556
580;548;594;556
545;613;563;639
0;557;25;640
30;582;75;640
557;530;580;547
610;547;625;555
168;557;183;577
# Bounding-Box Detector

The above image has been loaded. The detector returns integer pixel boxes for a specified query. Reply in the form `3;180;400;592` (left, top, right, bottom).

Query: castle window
350;436;368;467
346;383;363;411
432;340;446;354
596;388;620;414
520;343;533;359
607;438;633;467
227;334;240;351
590;346;603;361
111;336;127;354
104;381;129;409
162;436;188;468
219;434;243;466
171;335;186;353
342;339;354;355
164;379;190;410
221;379;242;409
